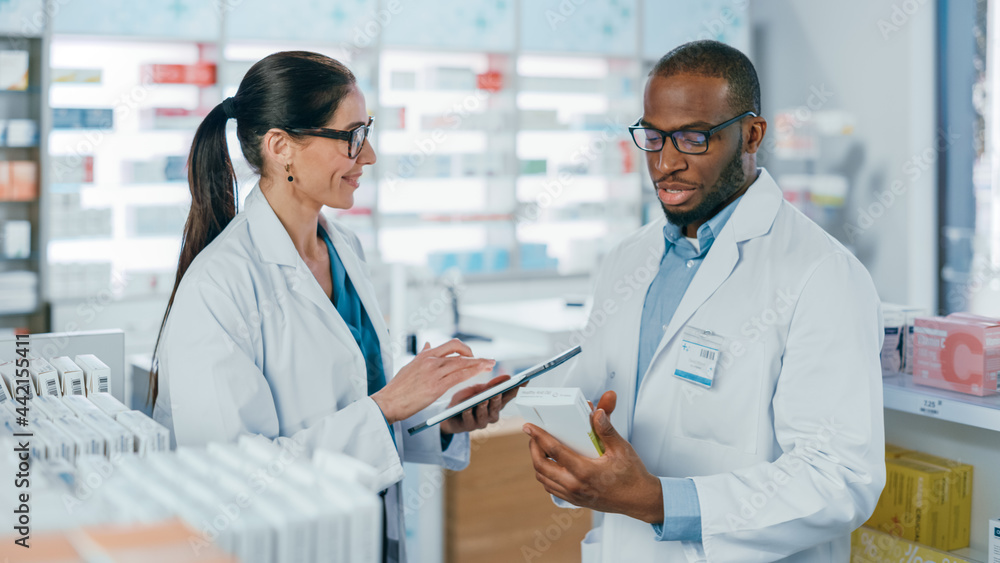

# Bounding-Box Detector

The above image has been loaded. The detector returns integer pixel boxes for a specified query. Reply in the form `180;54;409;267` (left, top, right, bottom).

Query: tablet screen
406;345;582;435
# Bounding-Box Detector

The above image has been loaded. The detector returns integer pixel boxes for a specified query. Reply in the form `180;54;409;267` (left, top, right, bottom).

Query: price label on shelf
918;398;943;417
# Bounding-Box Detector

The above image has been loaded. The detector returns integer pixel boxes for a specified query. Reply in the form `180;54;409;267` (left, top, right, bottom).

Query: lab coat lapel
244;186;367;374
320;216;393;364
653;230;739;367
641;170;784;384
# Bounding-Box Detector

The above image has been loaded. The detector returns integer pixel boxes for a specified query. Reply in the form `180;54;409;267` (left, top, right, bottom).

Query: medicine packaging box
989;517;1000;563
74;353;111;395
515;387;604;458
899;450;973;550
50;356;86;396
881;306;906;373
903;308;930;373
0;50;29;90
865;457;950;549
884;442;910;459
913;314;1000;396
29;357;61;397
0;160;38;200
851;526;975;563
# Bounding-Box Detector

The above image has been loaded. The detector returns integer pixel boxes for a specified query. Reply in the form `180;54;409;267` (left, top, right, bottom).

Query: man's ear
743;118;768;155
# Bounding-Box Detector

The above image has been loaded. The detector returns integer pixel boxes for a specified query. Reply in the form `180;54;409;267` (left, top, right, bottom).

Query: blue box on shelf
428;252;459;276
520;243;557;271
53;108;113;130
164;156;187;181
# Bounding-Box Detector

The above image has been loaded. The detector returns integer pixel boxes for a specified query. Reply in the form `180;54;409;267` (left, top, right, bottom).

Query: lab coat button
610;371;616;379
686;260;695;268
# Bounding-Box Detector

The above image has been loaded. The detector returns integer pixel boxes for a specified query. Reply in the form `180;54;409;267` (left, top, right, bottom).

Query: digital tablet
406;345;582;435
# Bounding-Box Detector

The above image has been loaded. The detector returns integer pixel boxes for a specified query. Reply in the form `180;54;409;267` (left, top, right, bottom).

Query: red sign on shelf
146;63;217;86
476;70;503;93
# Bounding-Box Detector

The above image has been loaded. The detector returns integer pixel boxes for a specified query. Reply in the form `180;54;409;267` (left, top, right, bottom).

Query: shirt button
662;324;668;332
686;260;695;268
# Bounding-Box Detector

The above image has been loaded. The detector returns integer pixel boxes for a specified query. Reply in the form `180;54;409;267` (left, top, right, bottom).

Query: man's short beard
662;132;746;228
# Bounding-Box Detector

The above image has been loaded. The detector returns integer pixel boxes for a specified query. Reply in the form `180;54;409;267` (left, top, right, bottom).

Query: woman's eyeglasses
285;116;374;159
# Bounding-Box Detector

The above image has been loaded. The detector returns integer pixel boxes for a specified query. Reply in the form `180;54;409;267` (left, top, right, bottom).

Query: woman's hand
372;339;495;424
440;375;525;435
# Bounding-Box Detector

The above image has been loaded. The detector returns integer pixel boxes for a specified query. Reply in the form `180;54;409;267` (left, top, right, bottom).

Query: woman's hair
148;51;356;406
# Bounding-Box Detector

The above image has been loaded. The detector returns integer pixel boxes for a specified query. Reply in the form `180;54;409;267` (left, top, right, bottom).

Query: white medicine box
515;387;604;458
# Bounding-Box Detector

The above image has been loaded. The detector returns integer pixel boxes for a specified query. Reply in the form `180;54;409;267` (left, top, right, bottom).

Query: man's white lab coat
554;169;885;562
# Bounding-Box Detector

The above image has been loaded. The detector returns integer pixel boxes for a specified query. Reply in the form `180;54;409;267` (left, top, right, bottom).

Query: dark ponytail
149;51;356;407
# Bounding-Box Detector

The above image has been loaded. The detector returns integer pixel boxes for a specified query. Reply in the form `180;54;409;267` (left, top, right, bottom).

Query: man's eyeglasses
629;111;756;155
285;116;374;159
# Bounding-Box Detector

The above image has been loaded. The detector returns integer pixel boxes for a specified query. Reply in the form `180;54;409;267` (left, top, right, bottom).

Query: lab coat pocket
671;337;765;455
580;525;603;563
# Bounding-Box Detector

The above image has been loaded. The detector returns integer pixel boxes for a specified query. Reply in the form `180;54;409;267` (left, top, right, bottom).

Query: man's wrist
635;474;665;525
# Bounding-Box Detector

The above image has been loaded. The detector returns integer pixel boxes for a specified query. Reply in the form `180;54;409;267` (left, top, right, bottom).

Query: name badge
674;327;723;388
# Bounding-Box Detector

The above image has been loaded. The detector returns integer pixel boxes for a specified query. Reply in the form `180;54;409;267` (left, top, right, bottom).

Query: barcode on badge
699;349;716;361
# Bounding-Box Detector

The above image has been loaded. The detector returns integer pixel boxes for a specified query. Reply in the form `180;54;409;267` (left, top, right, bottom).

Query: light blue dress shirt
637;196;742;543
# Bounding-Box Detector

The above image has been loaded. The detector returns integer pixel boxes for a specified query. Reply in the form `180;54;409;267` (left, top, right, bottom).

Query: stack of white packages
0;354;171;461
0;352;384;561
0;433;383;563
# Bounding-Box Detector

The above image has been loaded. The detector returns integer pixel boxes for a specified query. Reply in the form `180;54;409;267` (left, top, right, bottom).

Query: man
525;40;885;562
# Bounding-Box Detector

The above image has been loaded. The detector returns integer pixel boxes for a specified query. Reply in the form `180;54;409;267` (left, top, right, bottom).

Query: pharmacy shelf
0;308;40;318
882;372;1000;432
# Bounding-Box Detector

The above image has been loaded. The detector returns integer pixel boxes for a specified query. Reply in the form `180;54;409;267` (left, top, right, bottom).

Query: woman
151;51;511;562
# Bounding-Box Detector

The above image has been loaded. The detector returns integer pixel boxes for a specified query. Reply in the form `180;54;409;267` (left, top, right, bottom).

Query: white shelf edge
882;372;1000;432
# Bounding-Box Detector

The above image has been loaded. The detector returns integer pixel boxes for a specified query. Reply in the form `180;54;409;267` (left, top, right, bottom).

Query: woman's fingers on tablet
429;338;476;358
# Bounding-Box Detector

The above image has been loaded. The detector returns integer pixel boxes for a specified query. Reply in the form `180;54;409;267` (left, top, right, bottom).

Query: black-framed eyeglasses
285;115;374;159
629;111;756;155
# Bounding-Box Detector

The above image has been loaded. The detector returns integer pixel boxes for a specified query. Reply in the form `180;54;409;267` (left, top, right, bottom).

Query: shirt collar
662;193;744;254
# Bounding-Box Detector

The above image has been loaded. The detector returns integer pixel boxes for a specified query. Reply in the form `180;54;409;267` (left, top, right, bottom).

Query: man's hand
440;375;523;435
523;391;665;525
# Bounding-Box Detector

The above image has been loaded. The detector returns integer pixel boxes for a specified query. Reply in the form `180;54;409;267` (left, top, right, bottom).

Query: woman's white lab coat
153;185;469;562
553;169;885;562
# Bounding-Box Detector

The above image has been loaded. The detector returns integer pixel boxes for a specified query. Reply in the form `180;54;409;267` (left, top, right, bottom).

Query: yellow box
899;451;973;551
851;526;974;563
866;458;950;549
885;443;911;459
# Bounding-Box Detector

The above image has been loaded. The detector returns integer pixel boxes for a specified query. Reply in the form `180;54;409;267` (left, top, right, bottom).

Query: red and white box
145;62;216;86
912;314;1000;396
